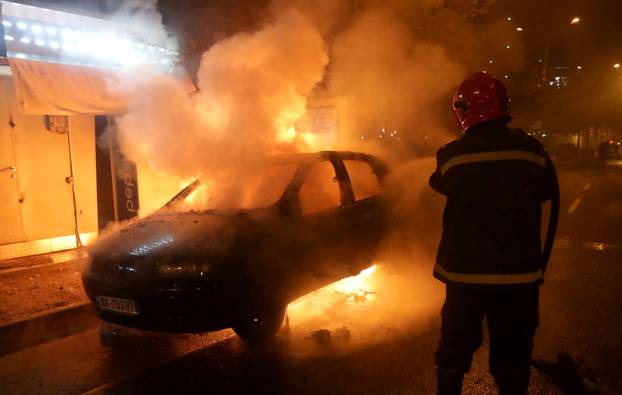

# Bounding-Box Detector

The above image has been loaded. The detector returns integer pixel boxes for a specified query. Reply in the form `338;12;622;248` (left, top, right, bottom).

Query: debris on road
309;326;353;347
310;329;332;346
334;326;351;343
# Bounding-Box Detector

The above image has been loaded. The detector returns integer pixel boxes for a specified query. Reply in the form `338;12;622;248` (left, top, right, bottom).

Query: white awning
9;58;126;115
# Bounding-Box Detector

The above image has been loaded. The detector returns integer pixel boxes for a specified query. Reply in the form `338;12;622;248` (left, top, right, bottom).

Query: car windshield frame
161;152;387;212
162;161;304;211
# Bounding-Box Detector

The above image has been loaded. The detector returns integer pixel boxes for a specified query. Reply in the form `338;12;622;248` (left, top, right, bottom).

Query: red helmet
452;72;512;132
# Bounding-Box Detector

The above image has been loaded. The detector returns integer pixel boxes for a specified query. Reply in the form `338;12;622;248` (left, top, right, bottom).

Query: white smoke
109;7;328;212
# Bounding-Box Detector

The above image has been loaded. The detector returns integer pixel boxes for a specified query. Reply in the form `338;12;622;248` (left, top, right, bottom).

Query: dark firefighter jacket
429;121;557;288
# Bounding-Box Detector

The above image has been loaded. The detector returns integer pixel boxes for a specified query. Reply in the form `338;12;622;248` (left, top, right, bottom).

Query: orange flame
287;264;379;320
332;264;378;301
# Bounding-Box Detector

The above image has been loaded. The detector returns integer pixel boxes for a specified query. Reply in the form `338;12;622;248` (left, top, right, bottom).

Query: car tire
232;303;286;342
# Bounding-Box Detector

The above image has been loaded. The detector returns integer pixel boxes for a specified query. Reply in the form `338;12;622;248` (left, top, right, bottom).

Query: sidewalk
0;249;90;324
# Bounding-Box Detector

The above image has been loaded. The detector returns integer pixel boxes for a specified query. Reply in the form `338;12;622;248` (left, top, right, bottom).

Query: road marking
583;182;591;191
567;198;582;214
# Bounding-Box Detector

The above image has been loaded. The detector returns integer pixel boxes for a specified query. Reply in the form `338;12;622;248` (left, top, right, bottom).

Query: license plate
96;296;139;315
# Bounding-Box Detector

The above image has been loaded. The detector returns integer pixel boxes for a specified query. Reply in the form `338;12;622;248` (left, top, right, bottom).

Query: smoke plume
322;2;465;152
111;6;328;211
105;0;475;212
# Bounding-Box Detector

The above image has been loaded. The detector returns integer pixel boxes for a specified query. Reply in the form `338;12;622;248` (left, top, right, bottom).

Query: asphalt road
1;165;621;395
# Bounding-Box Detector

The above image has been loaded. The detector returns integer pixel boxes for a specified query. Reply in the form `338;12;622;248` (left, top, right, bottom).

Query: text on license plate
96;296;139;315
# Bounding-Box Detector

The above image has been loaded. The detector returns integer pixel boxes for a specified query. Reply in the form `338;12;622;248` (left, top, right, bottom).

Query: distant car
82;151;389;341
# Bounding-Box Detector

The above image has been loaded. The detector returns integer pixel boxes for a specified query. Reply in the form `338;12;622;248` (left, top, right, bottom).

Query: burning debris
333;265;378;304
287;264;381;322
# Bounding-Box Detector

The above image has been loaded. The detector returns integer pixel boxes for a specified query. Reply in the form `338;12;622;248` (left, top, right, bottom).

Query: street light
516;27;524;32
541;17;581;82
614;63;620;69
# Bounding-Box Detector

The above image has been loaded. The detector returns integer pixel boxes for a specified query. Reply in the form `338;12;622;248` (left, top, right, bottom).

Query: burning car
82;151;389;341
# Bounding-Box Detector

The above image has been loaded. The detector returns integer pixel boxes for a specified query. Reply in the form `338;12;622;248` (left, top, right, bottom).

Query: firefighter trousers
435;285;539;395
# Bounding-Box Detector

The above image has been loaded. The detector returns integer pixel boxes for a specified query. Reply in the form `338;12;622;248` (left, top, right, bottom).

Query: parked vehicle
82;151;389;341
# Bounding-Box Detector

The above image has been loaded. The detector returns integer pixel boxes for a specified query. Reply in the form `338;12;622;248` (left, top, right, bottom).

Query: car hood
89;208;269;263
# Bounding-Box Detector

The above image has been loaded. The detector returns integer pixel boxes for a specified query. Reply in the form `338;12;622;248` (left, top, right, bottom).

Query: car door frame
333;153;389;270
270;154;357;298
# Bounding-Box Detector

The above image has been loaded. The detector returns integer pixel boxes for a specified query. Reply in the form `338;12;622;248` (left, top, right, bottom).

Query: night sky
28;0;622;72
487;0;622;70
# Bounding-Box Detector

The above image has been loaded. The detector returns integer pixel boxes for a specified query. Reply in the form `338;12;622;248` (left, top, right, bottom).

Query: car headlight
156;262;211;278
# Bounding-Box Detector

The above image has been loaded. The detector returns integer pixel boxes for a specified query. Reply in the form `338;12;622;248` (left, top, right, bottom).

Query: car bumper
82;273;232;333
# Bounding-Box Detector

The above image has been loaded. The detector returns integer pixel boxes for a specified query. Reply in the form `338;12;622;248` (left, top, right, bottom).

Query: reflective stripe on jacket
429;121;557;288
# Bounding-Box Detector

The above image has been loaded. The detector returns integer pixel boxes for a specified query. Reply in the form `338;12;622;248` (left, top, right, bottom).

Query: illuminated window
299;161;341;215
343;160;381;201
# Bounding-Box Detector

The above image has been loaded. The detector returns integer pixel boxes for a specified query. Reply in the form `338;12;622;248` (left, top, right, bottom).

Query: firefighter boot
437;368;464;395
494;371;530;395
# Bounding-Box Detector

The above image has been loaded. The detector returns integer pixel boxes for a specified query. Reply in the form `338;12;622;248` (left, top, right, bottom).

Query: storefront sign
112;149;139;221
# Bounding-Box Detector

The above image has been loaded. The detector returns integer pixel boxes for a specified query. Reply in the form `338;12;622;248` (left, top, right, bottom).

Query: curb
0;254;53;270
0;249;88;274
0;257;88;275
0;302;100;357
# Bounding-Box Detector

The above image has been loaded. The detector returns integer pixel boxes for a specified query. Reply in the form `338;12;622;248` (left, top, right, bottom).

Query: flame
333;264;377;298
274;106;323;151
287;264;379;320
131;102;321;216
278;126;298;143
133;103;321;216
184;182;207;204
300;131;316;146
276;125;319;150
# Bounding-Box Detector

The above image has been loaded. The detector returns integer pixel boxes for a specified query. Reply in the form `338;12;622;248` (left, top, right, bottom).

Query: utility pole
66;127;82;248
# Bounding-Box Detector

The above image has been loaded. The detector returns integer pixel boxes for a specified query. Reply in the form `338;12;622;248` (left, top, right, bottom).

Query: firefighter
430;72;559;395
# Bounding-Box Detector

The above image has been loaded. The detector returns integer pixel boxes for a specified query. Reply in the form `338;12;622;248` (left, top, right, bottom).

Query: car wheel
232;303;286;342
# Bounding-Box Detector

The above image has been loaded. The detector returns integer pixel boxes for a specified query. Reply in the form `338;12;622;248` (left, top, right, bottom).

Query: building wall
0;75;97;252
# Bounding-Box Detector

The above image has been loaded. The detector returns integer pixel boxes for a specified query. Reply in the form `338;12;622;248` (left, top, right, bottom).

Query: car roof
268;151;389;182
268;150;383;165
164;151;388;209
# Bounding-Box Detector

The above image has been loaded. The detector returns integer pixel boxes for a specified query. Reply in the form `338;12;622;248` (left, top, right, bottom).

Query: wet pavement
1;165;622;394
